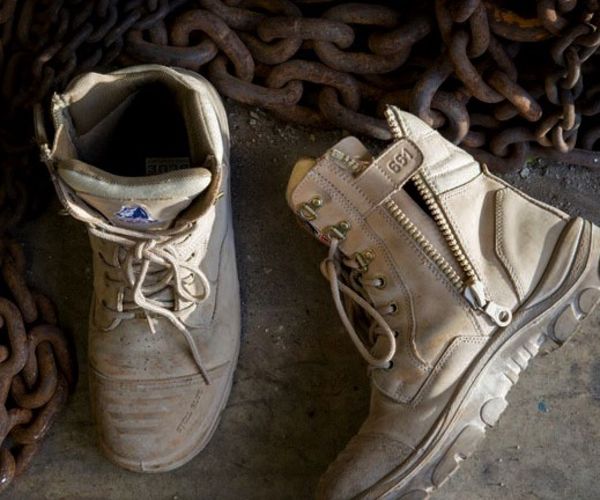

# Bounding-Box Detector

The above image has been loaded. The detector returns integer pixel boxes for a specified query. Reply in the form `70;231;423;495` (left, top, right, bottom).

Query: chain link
0;0;600;228
0;240;75;492
126;0;600;170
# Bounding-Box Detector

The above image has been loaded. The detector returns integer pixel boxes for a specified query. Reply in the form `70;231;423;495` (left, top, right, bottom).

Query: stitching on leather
379;208;469;311
487;170;569;220
419;174;487;333
325;156;373;208
418;143;452;179
403;292;428;370
301;165;487;403
90;364;224;387
441;194;486;280
465;305;485;336
326;151;399;219
494;189;525;299
297;172;428;386
327;155;357;182
396;107;410;136
426;152;476;181
312;172;431;387
439;178;487;284
438;173;474;200
311;172;415;332
376;207;431;370
411;336;488;407
442;175;528;306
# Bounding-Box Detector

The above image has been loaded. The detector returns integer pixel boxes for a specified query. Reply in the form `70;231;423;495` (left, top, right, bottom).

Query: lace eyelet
327;220;351;240
394;330;399;338
387;302;398;315
297;196;323;221
355;249;375;272
374;276;387;289
386;360;394;370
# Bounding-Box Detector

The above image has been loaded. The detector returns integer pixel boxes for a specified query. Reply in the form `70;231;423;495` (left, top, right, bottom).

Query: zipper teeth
385;198;463;289
384;106;404;140
330;149;366;175
411;173;479;283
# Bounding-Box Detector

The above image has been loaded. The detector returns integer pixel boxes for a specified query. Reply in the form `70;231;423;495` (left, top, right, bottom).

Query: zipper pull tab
463;279;512;327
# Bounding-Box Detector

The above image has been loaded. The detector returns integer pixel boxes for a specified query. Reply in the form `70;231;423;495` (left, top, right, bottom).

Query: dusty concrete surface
9;101;600;499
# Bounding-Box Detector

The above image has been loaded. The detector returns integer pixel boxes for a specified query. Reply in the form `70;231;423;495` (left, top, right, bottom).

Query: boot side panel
494;186;569;301
438;172;568;310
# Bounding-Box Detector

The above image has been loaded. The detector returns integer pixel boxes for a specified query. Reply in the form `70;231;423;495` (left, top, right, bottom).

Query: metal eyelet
387;302;398;315
355;249;375;272
374;275;387;289
327;220;351;240
297;196;323;221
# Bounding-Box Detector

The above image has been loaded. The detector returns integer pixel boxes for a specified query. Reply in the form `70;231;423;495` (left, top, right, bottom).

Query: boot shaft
287;107;574;401
38;66;233;319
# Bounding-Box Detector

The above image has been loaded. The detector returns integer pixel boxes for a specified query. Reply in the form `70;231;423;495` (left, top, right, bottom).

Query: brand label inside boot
115;205;156;224
145;157;191;175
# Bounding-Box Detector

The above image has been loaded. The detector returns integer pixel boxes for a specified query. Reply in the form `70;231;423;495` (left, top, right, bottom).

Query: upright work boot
287;107;600;499
37;65;240;472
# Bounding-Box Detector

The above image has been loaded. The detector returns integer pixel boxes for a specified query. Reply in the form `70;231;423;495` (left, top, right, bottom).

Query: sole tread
379;279;600;499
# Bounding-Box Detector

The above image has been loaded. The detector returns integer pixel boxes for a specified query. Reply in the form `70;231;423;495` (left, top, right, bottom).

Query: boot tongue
57;159;212;230
286;136;373;204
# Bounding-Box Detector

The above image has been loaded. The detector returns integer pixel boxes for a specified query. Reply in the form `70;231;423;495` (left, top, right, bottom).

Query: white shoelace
322;238;397;369
89;224;212;384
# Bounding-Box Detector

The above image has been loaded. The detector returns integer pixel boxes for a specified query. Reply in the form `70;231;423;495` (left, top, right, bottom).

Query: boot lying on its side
287;107;600;499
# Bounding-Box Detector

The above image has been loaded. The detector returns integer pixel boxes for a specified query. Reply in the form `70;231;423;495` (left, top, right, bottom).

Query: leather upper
287;108;573;498
41;65;241;471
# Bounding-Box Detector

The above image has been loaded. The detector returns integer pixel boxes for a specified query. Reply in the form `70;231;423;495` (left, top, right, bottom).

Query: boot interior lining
74;83;190;177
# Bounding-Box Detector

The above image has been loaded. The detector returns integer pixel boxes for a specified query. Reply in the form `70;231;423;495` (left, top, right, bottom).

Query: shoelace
89;224;212;384
322;238;397;369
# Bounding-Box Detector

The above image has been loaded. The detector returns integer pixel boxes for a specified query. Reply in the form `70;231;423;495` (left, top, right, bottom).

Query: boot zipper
409;173;512;327
330;151;512;327
381;107;512;328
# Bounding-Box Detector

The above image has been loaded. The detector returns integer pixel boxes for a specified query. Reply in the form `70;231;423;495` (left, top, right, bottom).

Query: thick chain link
0;1;598;197
0;240;75;493
119;0;599;171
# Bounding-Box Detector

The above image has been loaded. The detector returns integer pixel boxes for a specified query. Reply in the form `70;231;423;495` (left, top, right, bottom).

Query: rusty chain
0;1;597;226
119;0;600;171
0;239;75;493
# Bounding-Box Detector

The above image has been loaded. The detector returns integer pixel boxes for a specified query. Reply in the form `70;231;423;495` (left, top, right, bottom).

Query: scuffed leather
288;109;578;499
46;65;241;472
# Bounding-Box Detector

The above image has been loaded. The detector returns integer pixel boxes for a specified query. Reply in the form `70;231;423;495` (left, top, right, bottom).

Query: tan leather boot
287;107;600;499
37;65;240;472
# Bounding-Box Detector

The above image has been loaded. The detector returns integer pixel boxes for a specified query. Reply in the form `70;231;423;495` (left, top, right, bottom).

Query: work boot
286;106;600;499
36;65;240;472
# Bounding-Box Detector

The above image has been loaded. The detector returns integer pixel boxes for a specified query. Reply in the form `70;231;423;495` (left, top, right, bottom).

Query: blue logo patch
115;205;156;224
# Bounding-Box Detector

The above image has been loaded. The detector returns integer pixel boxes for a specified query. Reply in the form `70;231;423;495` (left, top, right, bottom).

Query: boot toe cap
90;362;233;472
317;433;413;500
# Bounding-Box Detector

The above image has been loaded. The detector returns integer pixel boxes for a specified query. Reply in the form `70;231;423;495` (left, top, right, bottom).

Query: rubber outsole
363;225;600;500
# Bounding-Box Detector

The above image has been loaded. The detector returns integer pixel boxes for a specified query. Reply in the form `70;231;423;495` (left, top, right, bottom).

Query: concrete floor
10;102;600;499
